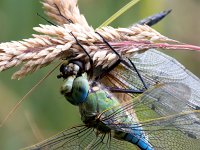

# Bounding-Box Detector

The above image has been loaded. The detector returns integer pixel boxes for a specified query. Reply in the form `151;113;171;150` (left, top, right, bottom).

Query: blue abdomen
124;132;154;150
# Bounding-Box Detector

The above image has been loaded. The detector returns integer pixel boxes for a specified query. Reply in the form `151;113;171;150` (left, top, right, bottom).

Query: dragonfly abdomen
123;133;154;150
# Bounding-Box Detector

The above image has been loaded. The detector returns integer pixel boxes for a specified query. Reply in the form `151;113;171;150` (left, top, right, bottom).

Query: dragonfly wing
142;116;200;150
24;126;96;150
132;49;200;107
100;82;192;129
85;133;137;150
101;76;134;103
100;83;200;149
104;49;200;107
24;125;137;150
133;109;200;150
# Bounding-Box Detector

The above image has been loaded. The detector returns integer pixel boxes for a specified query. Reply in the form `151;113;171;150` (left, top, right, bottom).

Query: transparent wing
100;83;200;150
24;125;137;150
102;49;200;107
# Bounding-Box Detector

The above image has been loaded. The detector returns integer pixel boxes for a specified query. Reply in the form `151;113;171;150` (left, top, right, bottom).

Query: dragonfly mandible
24;61;200;150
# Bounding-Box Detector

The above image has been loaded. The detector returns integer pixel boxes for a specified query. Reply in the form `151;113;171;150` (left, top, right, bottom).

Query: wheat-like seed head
0;0;200;79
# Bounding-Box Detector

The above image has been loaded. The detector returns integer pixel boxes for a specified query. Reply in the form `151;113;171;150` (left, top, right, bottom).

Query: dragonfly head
57;59;85;79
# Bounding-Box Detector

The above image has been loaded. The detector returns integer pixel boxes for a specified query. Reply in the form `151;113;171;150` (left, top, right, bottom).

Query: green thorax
79;84;120;124
79;84;120;134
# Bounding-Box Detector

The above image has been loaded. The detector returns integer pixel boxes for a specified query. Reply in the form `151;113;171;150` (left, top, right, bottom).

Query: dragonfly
1;0;200;125
0;3;174;130
24;33;200;150
0;0;199;149
24;60;200;150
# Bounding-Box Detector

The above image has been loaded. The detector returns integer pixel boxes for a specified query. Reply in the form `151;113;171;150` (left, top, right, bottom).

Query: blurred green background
0;0;199;149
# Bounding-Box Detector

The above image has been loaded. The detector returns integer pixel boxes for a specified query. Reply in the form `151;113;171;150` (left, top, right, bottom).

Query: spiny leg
128;58;147;90
107;87;144;94
57;8;171;86
70;32;94;78
70;31;147;94
94;31;127;82
70;32;104;113
95;32;148;91
101;9;173;91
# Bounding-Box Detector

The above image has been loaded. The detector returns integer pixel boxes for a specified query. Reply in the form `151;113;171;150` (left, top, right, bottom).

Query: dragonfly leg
94;59;121;82
94;9;172;88
95;32;122;58
70;31;122;83
108;87;144;94
70;32;94;78
95;32;148;90
57;33;92;79
127;58;148;90
71;31;148;92
54;3;74;23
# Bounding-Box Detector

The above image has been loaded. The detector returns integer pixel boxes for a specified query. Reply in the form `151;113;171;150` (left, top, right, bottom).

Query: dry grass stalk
0;0;200;79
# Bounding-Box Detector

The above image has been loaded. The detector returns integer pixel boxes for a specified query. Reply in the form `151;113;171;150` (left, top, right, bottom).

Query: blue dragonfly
24;69;200;150
24;33;200;150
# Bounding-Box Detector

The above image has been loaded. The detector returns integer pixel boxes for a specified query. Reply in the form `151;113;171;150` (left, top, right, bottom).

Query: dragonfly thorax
79;84;120;134
84;115;112;135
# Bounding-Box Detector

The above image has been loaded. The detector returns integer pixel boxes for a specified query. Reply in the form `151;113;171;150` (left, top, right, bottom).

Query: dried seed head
0;0;200;79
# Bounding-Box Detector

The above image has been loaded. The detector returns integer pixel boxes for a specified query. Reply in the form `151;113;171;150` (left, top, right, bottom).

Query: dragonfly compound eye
57;59;86;79
57;62;81;79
